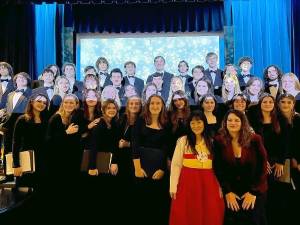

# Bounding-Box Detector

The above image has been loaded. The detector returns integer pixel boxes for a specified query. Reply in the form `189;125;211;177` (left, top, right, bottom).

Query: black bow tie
15;89;25;93
209;70;217;73
99;72;106;75
45;86;54;90
156;72;163;76
128;76;135;78
269;84;277;88
242;74;251;78
1;79;10;82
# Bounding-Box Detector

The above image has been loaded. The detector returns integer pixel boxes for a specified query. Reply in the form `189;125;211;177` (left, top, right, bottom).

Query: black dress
12;115;47;188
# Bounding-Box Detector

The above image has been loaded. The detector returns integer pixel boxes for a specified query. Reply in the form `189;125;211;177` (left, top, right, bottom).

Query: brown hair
83;89;101;121
142;95;168;128
24;93;49;122
219;109;253;148
124;95;142;126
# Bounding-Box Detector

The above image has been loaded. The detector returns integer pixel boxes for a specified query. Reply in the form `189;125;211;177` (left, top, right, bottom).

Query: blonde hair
166;76;184;107
54;75;71;97
282;72;300;92
222;74;241;103
56;93;79;125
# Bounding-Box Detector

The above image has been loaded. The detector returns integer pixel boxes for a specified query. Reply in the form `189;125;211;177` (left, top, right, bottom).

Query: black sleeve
89;123;101;169
111;121;122;165
12;116;26;168
46;115;68;142
132;117;143;159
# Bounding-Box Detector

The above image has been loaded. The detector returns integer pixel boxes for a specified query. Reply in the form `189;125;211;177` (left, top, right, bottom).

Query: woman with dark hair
263;65;283;99
244;77;264;105
230;93;250;114
169;110;224;225
248;93;287;225
214;109;268;225
199;93;221;138
46;64;60;78
132;94;170;224
168;90;190;158
12;93;49;188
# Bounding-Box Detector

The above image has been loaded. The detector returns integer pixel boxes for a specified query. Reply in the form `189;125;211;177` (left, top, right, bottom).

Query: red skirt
169;167;224;225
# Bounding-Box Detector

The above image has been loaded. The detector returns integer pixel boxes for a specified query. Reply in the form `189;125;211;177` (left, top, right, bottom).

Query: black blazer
123;76;144;97
6;88;32;114
0;80;15;109
237;73;255;91
146;71;174;102
204;69;224;96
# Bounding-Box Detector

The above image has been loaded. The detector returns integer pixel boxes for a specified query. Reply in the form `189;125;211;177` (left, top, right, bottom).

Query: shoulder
15;115;27;125
49;113;62;123
250;133;263;145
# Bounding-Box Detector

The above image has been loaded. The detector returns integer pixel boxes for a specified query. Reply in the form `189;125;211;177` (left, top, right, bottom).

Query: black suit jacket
123;76;144;97
0;80;15;109
204;69;224;96
238;73;255;91
146;71;173;102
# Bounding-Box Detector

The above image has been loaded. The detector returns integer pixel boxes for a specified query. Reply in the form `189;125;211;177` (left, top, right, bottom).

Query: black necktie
1;79;9;82
15;89;25;93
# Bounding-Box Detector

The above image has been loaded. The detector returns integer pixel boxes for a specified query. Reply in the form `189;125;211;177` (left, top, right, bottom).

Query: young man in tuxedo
110;68;124;100
123;61;144;97
146;56;173;102
204;52;223;96
95;57;111;89
32;68;55;101
263;65;283;99
177;60;192;93
237;56;255;91
0;62;15;110
62;62;83;94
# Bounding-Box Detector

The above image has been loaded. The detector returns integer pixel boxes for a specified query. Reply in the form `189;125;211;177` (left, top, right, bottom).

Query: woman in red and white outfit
169;110;224;225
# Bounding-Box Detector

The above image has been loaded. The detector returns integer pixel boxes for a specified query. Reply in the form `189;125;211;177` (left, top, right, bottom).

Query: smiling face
145;85;157;100
104;103;117;119
64;65;75;79
173;94;185;110
171;78;183;92
42;71;54;84
58;78;70;93
282;76;295;93
85;77;98;90
260;96;274;113
125;63;136;76
226;113;242;133
248;80;262;96
98;61;108;72
125;85;137;97
267;66;278;81
102;86;117;100
63;96;78;113
202;97;215;112
0;65;9;77
127;98;141;114
196;80;209;96
190;118;204;136
85;90;98;107
233;96;247;112
15;74;28;88
149;96;163;115
32;96;47;112
178;62;188;74
225;78;235;92
207;55;218;68
240;61;252;73
154;57;165;72
110;72;122;87
278;97;295;114
192;68;204;81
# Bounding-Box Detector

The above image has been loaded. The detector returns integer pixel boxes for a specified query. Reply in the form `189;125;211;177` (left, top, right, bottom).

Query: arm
12;116;25;168
169;137;185;199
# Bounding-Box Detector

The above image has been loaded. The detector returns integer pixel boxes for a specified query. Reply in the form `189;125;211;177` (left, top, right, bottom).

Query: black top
12;115;47;171
132;117;170;171
89;118;119;169
291;113;300;162
207;122;221;138
168;118;188;158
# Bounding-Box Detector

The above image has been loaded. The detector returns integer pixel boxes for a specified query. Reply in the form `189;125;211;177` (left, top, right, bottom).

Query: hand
152;169;164;180
110;164;118;176
87;118;100;129
119;139;130;148
274;163;284;178
66;123;79;134
88;169;98;176
267;161;273;174
0;110;5;118
135;168;147;178
13;167;23;177
170;192;176;200
241;192;256;210
219;187;223;198
225;192;241;211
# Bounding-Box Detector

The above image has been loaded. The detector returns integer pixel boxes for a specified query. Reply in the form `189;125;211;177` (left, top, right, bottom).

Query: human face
171;78;183;92
63;96;77;113
110;72;122;86
0;65;9;76
42;72;54;84
178;62;188;74
102;86;116;99
196;81;209;96
190;118;204;136
202;98;215;112
145;85;157;100
226;65;237;76
32;96;47;112
226;113;242;133
152;76;163;90
192;68;204;81
267;66;278;81
125;63;136;76
64;65;75;78
104;103;117;119
85;77;97;89
282;76;295;92
85;90;98;107
233;97;247;112
261;96;274;113
154;57;165;72
248;80;261;96
16;75;28;88
98;61;108;72
127;98;141;114
225;78;235;92
173;95;185;110
278;97;295;114
125;85;137;97
207;55;218;68
149;96;163;115
240;61;252;72
58;78;70;93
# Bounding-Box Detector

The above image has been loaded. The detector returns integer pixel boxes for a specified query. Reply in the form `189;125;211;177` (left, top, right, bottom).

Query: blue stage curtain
292;0;300;76
35;3;57;78
73;2;224;33
231;0;291;77
0;3;35;78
